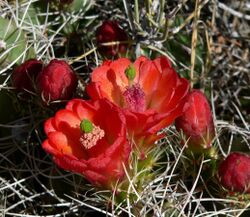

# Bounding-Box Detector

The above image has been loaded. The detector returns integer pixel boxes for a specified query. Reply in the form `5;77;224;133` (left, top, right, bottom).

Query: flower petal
54;155;87;174
42;139;60;156
48;131;86;158
130;56;147;83
54;109;80;131
67;99;96;122
84;170;108;187
149;68;177;110
86;82;106;100
162;77;189;112
88;58;131;107
44;117;57;134
153;56;172;71
95;99;126;142
138;59;161;100
91;58;130;92
109;58;131;87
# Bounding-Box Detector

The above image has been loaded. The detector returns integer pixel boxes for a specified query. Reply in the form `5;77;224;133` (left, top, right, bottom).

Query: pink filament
123;84;146;112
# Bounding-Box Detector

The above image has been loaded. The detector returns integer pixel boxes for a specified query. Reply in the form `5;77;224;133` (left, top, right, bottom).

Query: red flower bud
12;59;43;92
37;59;77;103
175;90;215;152
42;99;130;189
96;20;129;57
218;152;250;194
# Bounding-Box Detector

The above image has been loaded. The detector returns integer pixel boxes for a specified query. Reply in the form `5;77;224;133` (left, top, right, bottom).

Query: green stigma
80;119;93;133
125;64;136;81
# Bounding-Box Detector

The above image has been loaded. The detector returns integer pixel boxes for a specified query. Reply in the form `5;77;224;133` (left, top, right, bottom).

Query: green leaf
0;17;34;68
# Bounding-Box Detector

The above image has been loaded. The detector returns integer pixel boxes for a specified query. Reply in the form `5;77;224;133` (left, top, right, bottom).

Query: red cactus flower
175;90;215;152
218;152;250;194
87;56;189;152
42;98;131;189
12;59;43;92
96;20;129;57
37;59;77;103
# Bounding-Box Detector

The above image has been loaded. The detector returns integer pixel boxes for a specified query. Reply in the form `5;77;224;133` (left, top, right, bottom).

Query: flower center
123;84;146;112
79;119;105;149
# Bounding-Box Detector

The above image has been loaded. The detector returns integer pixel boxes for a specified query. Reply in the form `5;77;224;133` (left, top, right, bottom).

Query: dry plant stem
146;0;151;20
145;13;159;28
69;40;133;64
200;22;212;90
178;157;205;217
159;143;187;213
190;0;201;88
171;0;209;34
65;195;114;217
232;102;249;131
236;201;250;217
160;19;169;42
122;0;136;36
134;0;139;24
111;180;120;216
68;47;97;65
147;45;176;64
0;45;34;75
158;0;165;24
38;16;71;59
158;3;182;42
218;2;250;20
122;163;141;200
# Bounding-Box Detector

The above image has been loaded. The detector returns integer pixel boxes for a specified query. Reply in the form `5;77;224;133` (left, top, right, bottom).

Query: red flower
42;98;131;189
96;20;129;57
37;59;77;103
12;59;43;92
175;90;215;152
87;56;189;151
218;152;250;194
